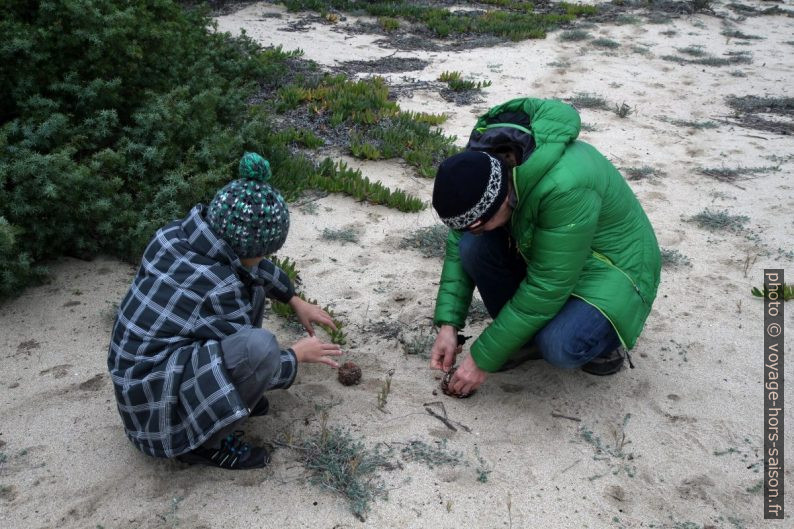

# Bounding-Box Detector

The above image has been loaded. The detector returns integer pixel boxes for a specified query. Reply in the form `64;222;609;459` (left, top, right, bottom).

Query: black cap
432;151;509;230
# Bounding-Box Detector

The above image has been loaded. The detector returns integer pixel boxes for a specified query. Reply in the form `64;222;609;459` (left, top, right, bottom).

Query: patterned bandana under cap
206;152;290;258
436;152;505;230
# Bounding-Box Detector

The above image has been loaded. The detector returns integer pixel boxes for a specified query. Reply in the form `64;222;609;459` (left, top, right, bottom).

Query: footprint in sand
78;374;105;391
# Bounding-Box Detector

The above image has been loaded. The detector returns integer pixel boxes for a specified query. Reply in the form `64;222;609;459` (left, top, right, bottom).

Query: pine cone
337;361;362;386
440;367;474;398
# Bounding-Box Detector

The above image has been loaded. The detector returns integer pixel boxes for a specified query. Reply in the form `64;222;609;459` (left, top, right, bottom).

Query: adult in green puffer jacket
430;97;661;397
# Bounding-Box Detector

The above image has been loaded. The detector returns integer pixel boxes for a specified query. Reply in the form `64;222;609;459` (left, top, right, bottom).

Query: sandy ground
2;1;794;528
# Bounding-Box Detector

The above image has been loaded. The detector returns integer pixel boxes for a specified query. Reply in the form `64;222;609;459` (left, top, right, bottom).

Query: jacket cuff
269;280;295;304
470;342;507;373
269;348;298;389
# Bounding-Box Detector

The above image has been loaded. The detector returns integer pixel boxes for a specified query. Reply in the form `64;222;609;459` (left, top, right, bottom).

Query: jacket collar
180;205;259;284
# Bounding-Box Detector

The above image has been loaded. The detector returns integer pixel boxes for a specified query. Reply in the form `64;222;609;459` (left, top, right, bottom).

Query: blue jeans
459;229;620;369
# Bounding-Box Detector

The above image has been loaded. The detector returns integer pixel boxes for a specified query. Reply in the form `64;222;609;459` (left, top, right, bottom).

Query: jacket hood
472;98;581;198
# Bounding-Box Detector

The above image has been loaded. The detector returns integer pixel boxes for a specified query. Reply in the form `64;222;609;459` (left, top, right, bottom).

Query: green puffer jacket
433;98;661;372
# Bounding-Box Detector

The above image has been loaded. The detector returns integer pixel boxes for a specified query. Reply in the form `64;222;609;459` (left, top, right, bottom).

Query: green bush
0;1;425;298
0;1;294;297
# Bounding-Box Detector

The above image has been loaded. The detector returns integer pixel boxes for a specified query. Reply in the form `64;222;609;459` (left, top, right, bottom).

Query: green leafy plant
438;71;492;92
267;255;347;344
378;16;400;31
751;283;793;301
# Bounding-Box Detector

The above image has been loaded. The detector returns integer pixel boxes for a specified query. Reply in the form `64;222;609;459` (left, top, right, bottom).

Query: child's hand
288;296;337;336
292;336;342;368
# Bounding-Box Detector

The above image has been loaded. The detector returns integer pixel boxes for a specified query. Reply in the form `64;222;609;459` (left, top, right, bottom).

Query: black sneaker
249;396;269;417
581;347;633;376
178;431;270;470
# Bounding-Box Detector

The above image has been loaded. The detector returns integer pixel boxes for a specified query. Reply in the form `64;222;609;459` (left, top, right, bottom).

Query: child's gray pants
202;327;283;447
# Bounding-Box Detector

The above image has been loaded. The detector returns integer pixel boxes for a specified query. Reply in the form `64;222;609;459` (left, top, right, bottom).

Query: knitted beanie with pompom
206;152;289;258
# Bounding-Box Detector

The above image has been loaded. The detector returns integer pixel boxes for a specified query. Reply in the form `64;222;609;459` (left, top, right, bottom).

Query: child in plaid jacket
108;153;341;469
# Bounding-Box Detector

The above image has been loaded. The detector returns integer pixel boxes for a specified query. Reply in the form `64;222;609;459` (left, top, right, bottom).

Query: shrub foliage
0;1;424;297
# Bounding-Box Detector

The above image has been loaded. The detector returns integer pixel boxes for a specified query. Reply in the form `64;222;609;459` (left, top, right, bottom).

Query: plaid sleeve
268;348;298;389
257;259;295;303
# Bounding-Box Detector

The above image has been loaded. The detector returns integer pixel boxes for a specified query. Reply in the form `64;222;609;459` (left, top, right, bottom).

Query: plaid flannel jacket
108;205;296;458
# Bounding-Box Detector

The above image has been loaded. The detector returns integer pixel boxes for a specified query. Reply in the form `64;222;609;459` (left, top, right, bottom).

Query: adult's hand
288;296;336;337
291;336;342;368
430;325;462;371
449;355;487;396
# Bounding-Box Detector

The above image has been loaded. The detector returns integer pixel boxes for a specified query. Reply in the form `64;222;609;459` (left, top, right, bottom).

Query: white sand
2;2;793;528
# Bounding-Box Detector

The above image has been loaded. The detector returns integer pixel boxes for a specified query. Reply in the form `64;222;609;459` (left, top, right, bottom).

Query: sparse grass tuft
377;371;393;412
676;45;706;57
474;446;492;483
698;165;779;183
401;439;464;468
660;29;677;37
726;95;794;115
614;102;633;118
559;29;590;41
661;117;718;129
622;166;658;180
721;29;762;40
468;298;490;322
660;248;692;269
401;332;435;359
399;224;449;258
592;37;620;49
725;95;794;135
288;424;395;521
616;14;641;25
662;51;752;66
569;92;610;110
321;227;360;244
687;209;749;233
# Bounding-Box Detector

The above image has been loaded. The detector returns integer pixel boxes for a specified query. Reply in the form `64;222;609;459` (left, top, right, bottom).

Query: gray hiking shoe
581;347;633;376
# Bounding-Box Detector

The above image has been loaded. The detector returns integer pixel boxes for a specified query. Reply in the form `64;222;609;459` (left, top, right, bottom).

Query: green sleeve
471;188;601;371
433;229;475;330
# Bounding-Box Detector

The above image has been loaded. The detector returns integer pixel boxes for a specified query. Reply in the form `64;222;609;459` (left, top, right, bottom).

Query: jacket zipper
591;250;648;306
